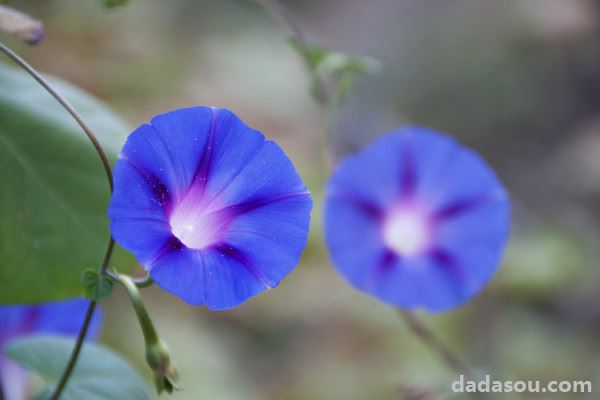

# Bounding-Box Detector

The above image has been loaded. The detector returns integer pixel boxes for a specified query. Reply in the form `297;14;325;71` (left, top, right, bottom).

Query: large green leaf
0;62;132;303
4;335;152;400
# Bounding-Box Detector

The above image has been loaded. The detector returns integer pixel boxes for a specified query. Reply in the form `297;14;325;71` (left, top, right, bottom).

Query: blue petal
420;258;486;312
211;140;309;207
108;158;170;221
402;126;505;210
0;306;25;336
108;149;174;267
0;298;100;339
367;257;430;309
398;127;459;202
224;193;312;288
427;147;506;211
149;107;214;193
110;218;173;267
435;198;511;285
150;248;206;306
199;109;266;204
123;107;213;197
150;245;268;310
324;197;387;289
326;133;408;211
34;298;102;339
372;255;482;311
201;247;272;310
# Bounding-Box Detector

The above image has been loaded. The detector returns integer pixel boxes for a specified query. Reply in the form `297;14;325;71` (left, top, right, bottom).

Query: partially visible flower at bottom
324;126;510;312
0;298;101;400
108;106;312;310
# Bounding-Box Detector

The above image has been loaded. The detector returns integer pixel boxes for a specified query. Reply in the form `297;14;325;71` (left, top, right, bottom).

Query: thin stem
133;275;154;288
255;0;333;169
100;238;115;276
114;273;179;393
398;310;474;378
114;273;160;345
48;301;97;400
0;42;117;399
49;238;115;400
0;41;113;191
254;0;306;45
106;269;154;288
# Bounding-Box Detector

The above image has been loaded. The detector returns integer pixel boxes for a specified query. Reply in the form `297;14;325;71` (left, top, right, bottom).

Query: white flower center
383;207;432;256
169;190;226;250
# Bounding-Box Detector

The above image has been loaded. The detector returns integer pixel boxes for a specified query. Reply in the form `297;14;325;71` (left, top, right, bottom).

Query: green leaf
0;62;133;303
81;269;113;301
4;335;152;400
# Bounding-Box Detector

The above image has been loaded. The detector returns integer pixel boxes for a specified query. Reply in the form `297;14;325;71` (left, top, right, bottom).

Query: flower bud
146;339;180;394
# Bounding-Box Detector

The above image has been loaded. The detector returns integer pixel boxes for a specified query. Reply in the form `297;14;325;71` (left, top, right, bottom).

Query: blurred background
3;0;600;398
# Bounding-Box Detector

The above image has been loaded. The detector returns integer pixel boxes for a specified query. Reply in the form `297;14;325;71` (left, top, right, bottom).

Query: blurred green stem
49;301;98;399
114;274;159;344
255;0;330;105
399;310;476;378
106;269;154;288
255;0;305;44
133;275;154;288
114;273;180;393
254;0;334;159
400;312;488;400
49;239;115;400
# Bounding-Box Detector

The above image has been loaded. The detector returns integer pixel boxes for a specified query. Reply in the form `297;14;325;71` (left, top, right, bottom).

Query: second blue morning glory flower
108;106;312;310
324;126;510;312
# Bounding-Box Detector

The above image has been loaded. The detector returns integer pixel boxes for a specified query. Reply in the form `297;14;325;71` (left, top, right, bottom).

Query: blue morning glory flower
324;126;510;312
0;298;101;400
108;106;312;310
